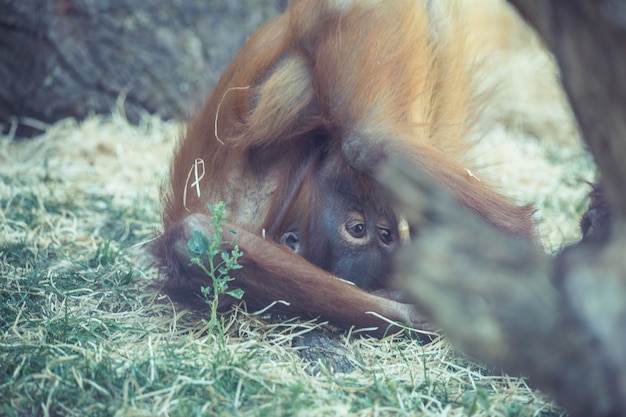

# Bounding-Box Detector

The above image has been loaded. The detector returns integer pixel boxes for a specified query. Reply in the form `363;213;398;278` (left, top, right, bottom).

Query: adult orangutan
152;0;536;336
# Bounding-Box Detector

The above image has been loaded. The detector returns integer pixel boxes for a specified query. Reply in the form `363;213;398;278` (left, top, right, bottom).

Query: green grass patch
0;111;572;416
0;172;563;416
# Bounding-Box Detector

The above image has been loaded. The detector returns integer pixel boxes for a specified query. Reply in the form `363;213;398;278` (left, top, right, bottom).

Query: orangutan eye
378;227;393;244
347;222;366;238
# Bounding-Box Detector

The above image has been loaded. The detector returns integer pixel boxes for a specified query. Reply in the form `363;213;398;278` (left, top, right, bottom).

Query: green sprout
187;202;244;326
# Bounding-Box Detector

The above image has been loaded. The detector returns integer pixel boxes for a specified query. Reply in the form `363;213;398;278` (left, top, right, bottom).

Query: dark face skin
279;188;399;289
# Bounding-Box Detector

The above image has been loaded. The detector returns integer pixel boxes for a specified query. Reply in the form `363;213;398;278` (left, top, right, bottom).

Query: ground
0;2;596;416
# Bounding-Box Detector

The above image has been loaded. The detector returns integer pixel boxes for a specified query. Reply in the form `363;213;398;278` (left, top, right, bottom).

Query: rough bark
0;0;280;137
508;0;626;222
379;163;626;417
381;2;626;416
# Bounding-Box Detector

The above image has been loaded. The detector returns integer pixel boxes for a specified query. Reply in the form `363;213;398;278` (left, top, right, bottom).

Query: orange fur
153;0;536;336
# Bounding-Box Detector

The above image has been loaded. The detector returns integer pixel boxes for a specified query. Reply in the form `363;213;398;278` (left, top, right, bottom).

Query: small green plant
463;389;491;416
187;202;244;330
90;239;120;268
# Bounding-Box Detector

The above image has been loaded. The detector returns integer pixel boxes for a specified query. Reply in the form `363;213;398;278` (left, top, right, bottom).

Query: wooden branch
379;161;626;417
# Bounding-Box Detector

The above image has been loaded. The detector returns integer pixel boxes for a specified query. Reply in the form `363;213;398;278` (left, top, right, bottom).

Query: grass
0;116;569;417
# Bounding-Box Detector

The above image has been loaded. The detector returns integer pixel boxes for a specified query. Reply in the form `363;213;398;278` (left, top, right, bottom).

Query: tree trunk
508;0;626;223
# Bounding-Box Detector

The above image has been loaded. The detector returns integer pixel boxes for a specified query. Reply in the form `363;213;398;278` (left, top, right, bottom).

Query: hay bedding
0;4;595;417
